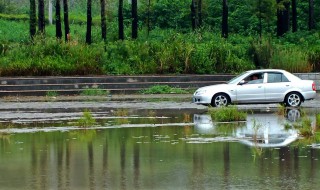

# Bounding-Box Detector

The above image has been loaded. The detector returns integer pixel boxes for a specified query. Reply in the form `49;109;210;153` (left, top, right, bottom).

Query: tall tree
86;0;92;44
29;0;37;39
63;0;70;42
38;0;45;34
198;0;202;27
55;0;63;39
308;0;315;30
292;0;297;32
276;0;290;36
147;0;151;37
132;0;138;39
253;0;276;38
100;0;107;42
191;0;198;30
222;0;228;38
118;0;124;40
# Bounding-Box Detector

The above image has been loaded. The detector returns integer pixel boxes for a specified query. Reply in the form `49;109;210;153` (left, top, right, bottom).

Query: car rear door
264;72;291;102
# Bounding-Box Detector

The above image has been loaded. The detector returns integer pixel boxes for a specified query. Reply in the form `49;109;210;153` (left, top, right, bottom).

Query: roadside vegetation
139;85;189;94
0;0;320;76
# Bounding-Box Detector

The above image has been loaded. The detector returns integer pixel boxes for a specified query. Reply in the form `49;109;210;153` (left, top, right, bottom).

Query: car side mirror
238;80;246;85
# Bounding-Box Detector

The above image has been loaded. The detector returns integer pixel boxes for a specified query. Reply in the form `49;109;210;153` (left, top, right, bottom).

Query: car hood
195;84;232;94
197;84;230;91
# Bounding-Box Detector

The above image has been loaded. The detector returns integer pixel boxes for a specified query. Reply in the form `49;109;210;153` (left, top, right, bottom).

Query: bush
209;106;247;122
269;45;312;73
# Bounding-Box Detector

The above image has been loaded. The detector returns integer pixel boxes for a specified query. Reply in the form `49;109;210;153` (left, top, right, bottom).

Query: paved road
1;93;320;110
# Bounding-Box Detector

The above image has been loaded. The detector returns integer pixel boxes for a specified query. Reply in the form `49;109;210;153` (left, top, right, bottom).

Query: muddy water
0;104;320;189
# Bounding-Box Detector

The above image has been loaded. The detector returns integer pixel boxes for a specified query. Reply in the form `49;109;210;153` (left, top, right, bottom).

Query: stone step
0;75;234;96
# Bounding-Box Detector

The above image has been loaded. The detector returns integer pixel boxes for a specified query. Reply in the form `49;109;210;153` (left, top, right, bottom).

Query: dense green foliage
0;0;319;76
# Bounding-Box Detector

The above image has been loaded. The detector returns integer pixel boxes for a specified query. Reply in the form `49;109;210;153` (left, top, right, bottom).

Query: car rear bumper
302;91;317;100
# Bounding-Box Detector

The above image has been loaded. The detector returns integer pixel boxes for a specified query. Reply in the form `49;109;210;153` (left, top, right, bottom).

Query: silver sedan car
192;69;317;107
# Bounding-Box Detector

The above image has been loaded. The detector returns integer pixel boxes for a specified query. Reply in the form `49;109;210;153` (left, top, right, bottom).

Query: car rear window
267;73;289;83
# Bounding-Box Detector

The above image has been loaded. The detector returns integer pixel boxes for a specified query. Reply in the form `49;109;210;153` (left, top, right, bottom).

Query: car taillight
312;82;316;91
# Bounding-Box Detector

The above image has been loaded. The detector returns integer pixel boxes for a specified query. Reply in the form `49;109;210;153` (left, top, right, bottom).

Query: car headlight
195;89;206;95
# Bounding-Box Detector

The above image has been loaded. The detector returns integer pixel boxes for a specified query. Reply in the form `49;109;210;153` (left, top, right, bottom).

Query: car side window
244;73;264;84
267;73;289;83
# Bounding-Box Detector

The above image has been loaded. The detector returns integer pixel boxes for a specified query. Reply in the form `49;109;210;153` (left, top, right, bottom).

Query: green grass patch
139;85;188;94
46;91;58;97
209;106;247;122
292;116;313;137
77;110;96;128
80;88;109;96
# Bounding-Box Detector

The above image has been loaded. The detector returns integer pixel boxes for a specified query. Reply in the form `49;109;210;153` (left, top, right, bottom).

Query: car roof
246;69;287;73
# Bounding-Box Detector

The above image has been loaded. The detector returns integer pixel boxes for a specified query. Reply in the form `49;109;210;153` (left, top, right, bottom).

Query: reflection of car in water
193;112;299;148
286;108;301;122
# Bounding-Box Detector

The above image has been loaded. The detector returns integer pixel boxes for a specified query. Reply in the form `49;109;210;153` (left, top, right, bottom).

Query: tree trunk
100;0;107;42
86;0;92;44
118;0;124;40
49;0;53;24
309;0;315;30
30;0;37;39
147;0;151;37
222;0;228;38
63;0;70;42
55;0;63;39
198;0;202;27
276;0;290;36
191;0;196;30
292;0;297;32
38;0;45;34
131;0;138;39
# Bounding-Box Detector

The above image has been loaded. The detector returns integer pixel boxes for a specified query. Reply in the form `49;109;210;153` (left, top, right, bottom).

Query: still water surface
0;108;319;190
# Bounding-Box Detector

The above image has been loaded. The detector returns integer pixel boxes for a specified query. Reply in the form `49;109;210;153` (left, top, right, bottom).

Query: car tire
211;93;229;107
284;92;302;107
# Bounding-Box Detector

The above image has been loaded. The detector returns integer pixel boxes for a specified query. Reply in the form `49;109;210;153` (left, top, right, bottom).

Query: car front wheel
211;93;229;107
285;92;302;107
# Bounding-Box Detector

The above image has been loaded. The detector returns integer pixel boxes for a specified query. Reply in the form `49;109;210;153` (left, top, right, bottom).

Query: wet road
0;93;319;124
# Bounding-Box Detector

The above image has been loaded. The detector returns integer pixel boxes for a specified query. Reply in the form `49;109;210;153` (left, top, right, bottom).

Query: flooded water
1;104;320;189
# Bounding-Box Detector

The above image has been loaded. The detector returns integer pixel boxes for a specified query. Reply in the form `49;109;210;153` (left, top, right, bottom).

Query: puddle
1;106;320;189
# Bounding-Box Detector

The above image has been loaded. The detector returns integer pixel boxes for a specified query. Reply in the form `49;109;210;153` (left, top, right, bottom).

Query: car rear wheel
285;92;302;107
211;93;229;107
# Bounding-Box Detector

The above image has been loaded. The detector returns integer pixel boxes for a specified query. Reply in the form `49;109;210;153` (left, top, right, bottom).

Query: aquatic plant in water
209;106;247;122
77;110;96;128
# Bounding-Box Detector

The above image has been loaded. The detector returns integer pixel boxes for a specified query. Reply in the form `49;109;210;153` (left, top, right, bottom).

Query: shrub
77;110;96;128
209;106;247;122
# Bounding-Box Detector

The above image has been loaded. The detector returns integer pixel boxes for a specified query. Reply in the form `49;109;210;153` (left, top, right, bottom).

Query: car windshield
227;71;249;84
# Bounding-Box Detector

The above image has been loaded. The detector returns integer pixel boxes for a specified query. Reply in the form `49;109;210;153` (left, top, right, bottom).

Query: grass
139;85;189;94
208;106;247;122
46;91;58;97
77;110;96;128
80;88;109;96
316;113;320;128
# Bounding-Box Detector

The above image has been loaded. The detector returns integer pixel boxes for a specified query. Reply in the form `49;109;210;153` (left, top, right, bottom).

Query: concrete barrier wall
295;73;320;90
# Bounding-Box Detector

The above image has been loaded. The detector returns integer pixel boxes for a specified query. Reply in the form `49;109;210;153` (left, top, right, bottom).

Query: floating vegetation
77;110;96;128
209;106;247;122
292;116;313;137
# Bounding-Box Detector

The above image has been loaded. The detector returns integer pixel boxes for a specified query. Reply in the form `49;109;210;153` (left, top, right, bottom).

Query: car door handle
258;86;262;88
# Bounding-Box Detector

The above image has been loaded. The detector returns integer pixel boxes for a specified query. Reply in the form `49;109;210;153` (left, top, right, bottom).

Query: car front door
235;73;266;103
